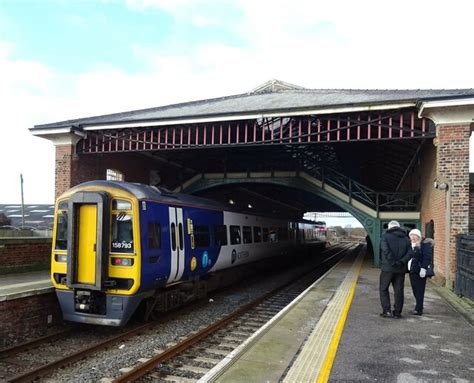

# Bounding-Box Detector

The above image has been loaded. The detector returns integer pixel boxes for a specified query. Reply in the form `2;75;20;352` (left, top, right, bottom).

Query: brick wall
437;125;471;287
0;238;51;274
401;124;471;287
55;145;75;198
469;187;474;233
0;293;62;347
418;141;447;284
55;144;156;198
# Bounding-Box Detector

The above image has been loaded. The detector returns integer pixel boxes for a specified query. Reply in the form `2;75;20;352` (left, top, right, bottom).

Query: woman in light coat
408;229;434;316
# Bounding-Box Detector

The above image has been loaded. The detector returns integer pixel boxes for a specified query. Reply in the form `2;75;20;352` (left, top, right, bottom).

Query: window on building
107;169;124;181
425;220;435;239
262;227;269;242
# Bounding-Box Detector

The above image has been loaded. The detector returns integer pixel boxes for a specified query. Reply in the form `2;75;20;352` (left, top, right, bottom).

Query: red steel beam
78;112;433;154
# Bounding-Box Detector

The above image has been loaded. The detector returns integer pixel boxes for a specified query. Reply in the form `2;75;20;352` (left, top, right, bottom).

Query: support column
55;144;76;199
419;101;474;289
51;133;83;199
436;124;470;288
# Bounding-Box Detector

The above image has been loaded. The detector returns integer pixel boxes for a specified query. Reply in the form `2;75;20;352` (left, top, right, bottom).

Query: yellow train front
51;181;147;326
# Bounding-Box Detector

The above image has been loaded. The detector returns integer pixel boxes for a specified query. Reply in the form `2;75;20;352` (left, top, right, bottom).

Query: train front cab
51;188;146;326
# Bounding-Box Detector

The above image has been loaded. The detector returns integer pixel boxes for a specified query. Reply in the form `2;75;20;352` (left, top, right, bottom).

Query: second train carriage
51;180;326;326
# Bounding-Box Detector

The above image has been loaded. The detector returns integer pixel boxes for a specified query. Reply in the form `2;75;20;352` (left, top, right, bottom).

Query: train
51;180;326;326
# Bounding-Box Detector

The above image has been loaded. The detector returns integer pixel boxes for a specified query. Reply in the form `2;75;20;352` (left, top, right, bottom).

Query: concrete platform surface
201;251;474;382
201;249;364;382
0;270;52;301
330;258;474;382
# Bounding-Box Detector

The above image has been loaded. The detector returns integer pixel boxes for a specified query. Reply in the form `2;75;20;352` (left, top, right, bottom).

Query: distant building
0;204;55;229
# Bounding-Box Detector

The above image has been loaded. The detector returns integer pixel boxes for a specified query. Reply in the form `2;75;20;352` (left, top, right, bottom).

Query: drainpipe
444;180;452;289
435;177;452;288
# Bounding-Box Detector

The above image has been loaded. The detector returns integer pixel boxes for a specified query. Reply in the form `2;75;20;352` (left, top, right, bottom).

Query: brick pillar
419;102;474;289
55;145;76;198
436;124;471;288
469;187;474;233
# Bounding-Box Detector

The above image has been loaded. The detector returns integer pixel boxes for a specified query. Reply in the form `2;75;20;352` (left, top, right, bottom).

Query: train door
167;207;185;283
67;191;109;290
77;204;97;284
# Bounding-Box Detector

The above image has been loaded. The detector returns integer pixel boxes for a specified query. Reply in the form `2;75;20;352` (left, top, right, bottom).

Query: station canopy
31;80;474;218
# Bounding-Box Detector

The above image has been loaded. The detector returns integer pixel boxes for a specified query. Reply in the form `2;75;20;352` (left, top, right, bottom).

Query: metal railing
308;166;419;212
455;235;474;300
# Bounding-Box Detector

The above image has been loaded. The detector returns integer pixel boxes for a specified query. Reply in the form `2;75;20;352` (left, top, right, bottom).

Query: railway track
0;244;355;382
0;320;160;382
113;244;358;382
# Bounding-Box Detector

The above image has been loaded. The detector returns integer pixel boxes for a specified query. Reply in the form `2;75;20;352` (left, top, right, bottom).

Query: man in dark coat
379;220;411;318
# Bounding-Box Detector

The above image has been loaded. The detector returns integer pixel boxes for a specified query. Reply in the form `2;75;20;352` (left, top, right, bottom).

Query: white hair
388;220;400;229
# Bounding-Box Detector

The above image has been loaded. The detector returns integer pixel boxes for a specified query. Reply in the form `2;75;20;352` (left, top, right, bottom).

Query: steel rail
0;328;76;359
113;244;355;382
5;244;347;383
6;321;160;383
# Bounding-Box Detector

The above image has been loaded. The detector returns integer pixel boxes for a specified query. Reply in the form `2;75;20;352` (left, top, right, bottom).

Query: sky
1;0;473;228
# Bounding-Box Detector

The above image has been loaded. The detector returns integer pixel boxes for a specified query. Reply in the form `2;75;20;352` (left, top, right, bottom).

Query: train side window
262;228;269;242
178;222;184;250
214;224;228;246
279;227;288;240
194;225;210;247
55;209;68;250
230;225;241;245
170;223;177;251
243;226;252;244
147;222;161;249
269;229;277;242
253;227;262;243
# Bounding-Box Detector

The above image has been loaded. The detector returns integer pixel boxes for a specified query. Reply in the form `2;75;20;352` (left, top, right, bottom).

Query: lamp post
20;173;25;228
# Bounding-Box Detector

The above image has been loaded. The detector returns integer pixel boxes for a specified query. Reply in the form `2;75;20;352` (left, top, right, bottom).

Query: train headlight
55;254;67;262
111;257;134;266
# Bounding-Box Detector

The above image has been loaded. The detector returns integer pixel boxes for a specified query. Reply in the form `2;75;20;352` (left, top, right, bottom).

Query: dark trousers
379;271;405;314
409;273;427;312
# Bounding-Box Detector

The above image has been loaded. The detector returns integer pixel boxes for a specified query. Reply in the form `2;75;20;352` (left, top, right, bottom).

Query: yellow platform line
283;250;364;383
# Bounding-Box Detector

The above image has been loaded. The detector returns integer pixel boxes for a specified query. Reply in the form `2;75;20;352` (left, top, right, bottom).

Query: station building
31;80;474;291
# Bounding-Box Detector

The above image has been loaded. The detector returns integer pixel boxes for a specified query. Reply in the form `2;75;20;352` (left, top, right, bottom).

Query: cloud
125;0;474;89
1;0;474;203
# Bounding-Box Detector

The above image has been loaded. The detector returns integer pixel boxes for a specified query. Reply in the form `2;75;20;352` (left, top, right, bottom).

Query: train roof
66;181;318;223
67;180;229;210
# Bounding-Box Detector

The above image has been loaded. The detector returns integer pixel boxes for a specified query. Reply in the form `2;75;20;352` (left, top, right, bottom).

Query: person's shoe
380;311;393;318
410;310;423;316
392;311;402;318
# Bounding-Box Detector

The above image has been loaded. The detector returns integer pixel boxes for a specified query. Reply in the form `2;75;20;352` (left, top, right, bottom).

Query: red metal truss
78;110;434;154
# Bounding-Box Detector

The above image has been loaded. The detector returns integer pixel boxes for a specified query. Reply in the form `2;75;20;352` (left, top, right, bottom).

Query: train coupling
74;290;106;315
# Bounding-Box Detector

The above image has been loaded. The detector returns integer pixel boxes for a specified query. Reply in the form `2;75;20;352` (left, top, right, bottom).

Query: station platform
200;248;474;382
0;270;52;301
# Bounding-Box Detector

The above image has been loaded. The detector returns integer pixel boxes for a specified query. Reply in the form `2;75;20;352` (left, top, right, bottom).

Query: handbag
425;264;435;278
